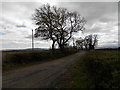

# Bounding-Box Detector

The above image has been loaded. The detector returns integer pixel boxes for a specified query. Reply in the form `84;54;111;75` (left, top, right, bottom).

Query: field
2;49;77;72
55;50;120;88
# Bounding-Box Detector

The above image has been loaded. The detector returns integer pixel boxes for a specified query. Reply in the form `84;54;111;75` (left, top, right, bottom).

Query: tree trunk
89;44;95;50
59;44;65;52
85;45;87;50
52;41;55;50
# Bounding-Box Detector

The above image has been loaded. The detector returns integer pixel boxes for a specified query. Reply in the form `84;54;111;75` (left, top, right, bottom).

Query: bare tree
84;34;98;50
72;37;77;49
84;36;90;50
33;4;86;51
76;37;84;50
75;34;98;50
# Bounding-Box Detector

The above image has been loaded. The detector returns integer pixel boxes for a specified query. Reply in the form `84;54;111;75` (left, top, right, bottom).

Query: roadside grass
2;48;78;72
55;50;120;88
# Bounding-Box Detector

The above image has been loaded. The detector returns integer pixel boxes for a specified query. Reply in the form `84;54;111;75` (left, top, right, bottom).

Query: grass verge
55;50;120;88
2;48;78;72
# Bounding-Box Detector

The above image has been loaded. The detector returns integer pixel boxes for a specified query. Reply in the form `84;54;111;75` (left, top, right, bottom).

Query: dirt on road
3;51;86;88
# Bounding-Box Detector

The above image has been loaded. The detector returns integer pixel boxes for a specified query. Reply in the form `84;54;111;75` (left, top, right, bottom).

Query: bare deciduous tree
84;34;98;50
75;34;98;50
33;4;86;51
76;37;84;50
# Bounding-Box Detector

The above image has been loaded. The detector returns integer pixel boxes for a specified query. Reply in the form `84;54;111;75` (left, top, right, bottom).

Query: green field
55;50;120;88
2;49;77;71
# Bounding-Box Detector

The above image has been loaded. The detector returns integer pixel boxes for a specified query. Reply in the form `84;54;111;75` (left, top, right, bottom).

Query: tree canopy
33;4;86;50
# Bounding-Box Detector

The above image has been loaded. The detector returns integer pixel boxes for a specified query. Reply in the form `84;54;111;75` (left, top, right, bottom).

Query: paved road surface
3;51;86;88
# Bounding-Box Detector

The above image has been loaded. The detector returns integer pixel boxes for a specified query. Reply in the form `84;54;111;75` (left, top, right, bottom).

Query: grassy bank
3;48;78;71
55;50;120;88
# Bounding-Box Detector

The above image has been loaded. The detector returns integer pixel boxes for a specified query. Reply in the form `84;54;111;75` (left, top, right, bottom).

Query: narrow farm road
3;51;86;88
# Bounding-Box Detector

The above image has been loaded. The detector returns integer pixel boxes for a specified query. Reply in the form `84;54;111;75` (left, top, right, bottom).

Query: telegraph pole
32;29;34;50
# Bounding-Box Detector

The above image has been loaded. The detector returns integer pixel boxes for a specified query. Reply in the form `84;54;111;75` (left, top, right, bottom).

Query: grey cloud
2;18;16;29
85;25;102;33
25;34;51;43
57;2;118;39
2;2;42;26
1;2;118;50
98;13;118;23
25;35;32;39
57;2;117;21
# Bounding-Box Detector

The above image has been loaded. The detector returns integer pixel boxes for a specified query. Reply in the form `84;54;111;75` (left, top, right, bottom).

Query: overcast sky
0;0;119;50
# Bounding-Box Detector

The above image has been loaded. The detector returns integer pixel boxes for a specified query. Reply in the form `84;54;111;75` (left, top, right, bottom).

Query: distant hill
96;47;119;50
